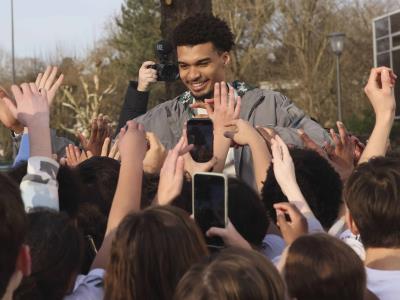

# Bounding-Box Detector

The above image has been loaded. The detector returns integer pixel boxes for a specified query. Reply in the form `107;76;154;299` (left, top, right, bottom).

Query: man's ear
16;245;31;276
345;206;360;235
221;51;231;66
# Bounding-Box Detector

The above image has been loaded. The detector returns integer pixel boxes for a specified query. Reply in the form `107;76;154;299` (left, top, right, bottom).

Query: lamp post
11;0;16;84
328;32;345;122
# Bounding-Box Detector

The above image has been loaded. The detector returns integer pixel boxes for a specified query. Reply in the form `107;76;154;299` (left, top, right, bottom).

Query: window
374;11;400;117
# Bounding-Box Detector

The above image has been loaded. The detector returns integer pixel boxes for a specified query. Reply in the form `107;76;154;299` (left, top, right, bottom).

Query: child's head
104;205;208;300
284;233;366;300
174;247;286;300
15;210;83;300
344;156;400;248
0;173;29;298
262;148;342;229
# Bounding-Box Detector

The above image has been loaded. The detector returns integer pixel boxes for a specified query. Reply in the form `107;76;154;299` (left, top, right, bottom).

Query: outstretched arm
92;120;147;269
224;119;271;192
358;67;396;164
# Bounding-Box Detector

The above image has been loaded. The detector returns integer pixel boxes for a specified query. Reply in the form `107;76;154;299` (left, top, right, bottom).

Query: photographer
117;14;330;187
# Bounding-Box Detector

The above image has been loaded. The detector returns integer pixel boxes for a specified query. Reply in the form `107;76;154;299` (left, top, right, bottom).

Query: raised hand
0;86;23;132
156;136;186;205
206;220;251;249
143;132;167;174
298;126;355;182
364;67;396;119
35;66;64;106
3;83;49;128
223;119;260;146
117;120;147;163
137;61;157;92
100;137;120;160
359;67;397;164
203;82;241;129
271;135;297;197
274;202;308;245
3;83;51;158
78;114;112;156
60;144;93;167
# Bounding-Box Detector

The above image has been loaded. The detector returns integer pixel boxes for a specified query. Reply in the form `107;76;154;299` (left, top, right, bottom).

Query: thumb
206;226;226;238
2;97;18;118
203;156;218;170
276;209;290;232
381;69;393;92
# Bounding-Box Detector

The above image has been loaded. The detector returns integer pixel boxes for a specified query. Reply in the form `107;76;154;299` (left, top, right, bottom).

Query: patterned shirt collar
178;81;253;117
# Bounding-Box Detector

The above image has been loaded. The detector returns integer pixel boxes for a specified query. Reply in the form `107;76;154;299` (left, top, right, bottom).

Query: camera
148;40;180;82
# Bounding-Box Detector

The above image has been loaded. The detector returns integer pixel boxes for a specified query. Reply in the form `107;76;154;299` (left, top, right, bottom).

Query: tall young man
118;14;330;187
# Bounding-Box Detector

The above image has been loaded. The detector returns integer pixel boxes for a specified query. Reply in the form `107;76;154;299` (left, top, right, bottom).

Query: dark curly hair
262;148;342;229
172;14;234;52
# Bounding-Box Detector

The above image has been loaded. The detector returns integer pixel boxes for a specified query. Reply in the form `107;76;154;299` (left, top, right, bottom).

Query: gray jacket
135;88;330;187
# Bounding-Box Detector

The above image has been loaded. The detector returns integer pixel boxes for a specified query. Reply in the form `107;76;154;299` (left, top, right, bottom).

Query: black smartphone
193;172;228;249
187;118;213;163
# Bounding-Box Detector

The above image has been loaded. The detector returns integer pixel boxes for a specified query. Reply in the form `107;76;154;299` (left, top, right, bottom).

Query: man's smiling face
177;42;230;100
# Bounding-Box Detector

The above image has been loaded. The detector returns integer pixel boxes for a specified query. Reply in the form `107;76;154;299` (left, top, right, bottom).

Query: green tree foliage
111;0;161;79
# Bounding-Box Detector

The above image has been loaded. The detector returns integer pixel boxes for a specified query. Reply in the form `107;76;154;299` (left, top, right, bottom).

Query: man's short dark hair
173;14;234;52
0;173;27;297
345;156;400;248
262;148;342;229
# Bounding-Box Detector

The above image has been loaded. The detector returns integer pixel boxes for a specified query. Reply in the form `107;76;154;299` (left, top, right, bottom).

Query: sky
0;0;124;58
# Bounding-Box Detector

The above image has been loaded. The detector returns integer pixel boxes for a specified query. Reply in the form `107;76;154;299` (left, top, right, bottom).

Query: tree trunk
160;0;212;99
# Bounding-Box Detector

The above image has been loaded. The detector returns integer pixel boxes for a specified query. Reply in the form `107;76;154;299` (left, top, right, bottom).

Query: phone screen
193;173;226;248
187;119;213;163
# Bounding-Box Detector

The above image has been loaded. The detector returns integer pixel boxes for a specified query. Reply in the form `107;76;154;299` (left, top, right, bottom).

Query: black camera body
148;40;180;82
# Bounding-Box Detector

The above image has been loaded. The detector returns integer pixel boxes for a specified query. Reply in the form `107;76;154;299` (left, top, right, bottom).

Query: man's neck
365;247;400;270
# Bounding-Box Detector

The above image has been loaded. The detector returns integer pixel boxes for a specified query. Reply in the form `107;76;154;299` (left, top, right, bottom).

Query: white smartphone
192;172;228;249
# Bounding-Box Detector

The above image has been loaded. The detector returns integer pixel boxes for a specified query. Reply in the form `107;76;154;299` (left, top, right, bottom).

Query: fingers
227;85;235;113
256;127;273;145
223;130;236;139
214;82;221;108
336;121;348;146
38;66;52;88
35;73;43;86
270;137;282;161
274;135;290;159
202;156;218;171
206;226;226;238
29;83;38;94
86;151;94;158
45;66;58;90
176;156;185;178
77;131;88;148
220;82;227;111
141;61;156;69
10;85;22;102
298;129;326;157
101;137;111;156
51;73;64;92
274;202;303;221
233;95;241;119
109;139;119;158
381;68;394;92
224;119;238;127
330;128;341;149
89;118;99;143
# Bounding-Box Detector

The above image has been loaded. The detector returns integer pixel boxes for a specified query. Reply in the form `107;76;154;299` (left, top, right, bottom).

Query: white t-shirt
64;268;105;300
366;267;400;300
339;229;365;260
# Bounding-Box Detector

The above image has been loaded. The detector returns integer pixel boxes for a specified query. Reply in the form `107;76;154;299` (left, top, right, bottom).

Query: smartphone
192;172;228;249
187;118;213;163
